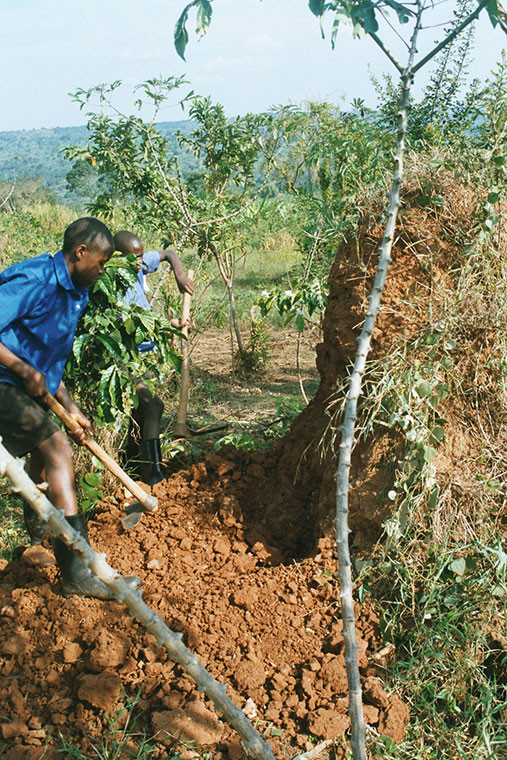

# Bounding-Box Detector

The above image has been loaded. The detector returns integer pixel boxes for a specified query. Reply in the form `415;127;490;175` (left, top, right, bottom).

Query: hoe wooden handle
45;393;158;512
174;269;194;438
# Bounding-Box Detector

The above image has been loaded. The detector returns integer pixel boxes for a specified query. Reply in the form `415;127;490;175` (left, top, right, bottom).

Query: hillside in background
0;120;198;205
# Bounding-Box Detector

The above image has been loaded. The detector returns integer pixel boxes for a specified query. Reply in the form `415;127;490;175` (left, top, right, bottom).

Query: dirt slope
254;184;481;557
0;460;408;759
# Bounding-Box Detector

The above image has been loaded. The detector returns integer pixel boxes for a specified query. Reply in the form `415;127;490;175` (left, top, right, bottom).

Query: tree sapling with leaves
114;230;193;485
0;217;141;600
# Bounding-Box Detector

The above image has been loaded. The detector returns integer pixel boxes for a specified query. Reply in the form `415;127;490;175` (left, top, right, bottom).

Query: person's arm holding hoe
158;248;194;296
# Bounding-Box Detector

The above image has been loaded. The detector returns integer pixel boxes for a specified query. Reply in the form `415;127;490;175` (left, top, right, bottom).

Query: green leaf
109;367;123;409
449;558;466;576
124;317;136;335
138;310;156;333
384;0;414;23
174;4;192;61
96;334;124;362
428;486;439;509
362;6;379;34
423;446;436;463
72;334;88;362
196;0;212;36
429;425;445;444
488;191;500;204
84;472;102;488
309;0;325;17
436;383;450;399
485;0;500;27
416;381;432;398
331;14;340;48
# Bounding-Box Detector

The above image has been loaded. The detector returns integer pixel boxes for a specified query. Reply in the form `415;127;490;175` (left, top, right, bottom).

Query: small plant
258;279;327;333
214;430;256;452
66;254;181;425
235;309;270;375
79;470;104;513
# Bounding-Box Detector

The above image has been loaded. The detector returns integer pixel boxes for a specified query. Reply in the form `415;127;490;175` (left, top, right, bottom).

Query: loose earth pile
0;454;409;759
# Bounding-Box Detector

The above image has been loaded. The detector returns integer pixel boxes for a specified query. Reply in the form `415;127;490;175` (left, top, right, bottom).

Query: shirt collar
54;249;87;295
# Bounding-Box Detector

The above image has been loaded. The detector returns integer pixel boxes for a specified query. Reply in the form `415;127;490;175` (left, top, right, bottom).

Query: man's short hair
114;230;142;254
62;217;113;254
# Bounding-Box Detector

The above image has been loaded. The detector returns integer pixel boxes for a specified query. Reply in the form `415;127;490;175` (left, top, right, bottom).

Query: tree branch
368;32;405;73
413;0;488;73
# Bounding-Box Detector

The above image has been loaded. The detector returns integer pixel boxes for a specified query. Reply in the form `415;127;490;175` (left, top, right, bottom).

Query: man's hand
68;408;93;445
170;317;193;330
175;273;194;295
56;382;93;445
19;364;48;400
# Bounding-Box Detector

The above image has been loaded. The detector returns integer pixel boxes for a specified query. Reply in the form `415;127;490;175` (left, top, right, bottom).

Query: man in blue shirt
114;230;193;485
0;217;139;599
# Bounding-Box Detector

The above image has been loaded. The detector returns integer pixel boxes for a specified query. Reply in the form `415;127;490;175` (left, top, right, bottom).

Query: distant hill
0;121;198;205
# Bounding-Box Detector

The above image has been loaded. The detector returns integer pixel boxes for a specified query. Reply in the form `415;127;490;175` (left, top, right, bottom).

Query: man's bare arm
159;249;194;295
0;341;48;399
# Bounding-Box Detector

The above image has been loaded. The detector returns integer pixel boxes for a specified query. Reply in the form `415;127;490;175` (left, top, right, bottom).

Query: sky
0;0;505;132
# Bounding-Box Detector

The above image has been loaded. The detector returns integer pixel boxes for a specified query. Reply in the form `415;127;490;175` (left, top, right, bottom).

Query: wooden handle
45;393;158;512
174;270;193;438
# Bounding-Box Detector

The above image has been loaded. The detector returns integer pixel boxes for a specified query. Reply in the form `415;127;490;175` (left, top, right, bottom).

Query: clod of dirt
77;671;122;712
152;701;224;745
308;708;350;739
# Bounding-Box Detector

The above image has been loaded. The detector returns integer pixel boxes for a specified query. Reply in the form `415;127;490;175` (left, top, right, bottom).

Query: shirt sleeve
0;270;45;333
141;251;161;275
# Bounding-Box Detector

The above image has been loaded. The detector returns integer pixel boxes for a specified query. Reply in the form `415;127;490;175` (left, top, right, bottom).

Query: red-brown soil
257;183;481;557
0;459;408;759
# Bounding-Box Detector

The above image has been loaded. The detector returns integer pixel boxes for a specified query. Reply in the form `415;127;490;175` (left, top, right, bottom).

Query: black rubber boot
140;438;165;486
53;513;141;600
23;501;48;546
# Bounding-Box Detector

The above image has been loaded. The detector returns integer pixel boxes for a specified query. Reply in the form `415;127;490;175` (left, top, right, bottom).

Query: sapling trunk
0;440;275;760
334;9;423;760
227;281;245;356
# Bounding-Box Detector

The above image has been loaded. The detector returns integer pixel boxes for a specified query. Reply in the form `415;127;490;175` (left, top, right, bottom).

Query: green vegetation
0;120;199;205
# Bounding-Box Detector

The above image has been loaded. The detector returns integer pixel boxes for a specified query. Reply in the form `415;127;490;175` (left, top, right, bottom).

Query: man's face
131;242;144;271
73;237;114;287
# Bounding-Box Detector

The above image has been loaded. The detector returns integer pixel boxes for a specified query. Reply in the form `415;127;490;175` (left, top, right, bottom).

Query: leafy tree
65;78;280;364
65;156;101;200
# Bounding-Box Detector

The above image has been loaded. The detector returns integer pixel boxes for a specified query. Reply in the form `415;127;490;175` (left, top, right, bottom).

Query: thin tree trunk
0;440;275;760
227;281;245;356
334;7;424;760
296;330;309;404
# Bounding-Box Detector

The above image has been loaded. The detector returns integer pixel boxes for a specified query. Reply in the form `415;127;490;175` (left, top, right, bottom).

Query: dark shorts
0;383;59;457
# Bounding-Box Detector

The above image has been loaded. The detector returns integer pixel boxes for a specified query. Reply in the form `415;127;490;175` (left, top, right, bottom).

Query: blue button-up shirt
122;250;160;353
0;250;89;395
